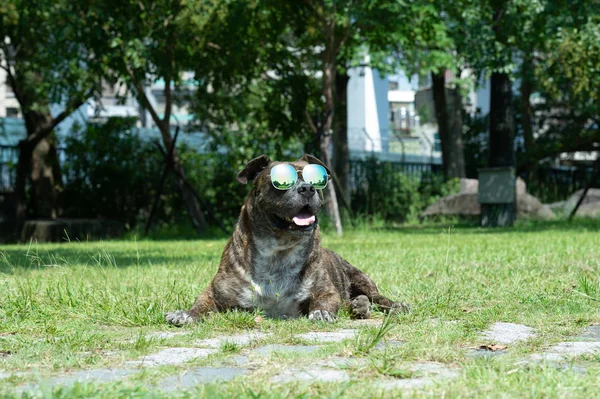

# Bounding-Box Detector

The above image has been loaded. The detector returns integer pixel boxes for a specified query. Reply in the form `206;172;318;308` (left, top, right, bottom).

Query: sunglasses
270;164;329;190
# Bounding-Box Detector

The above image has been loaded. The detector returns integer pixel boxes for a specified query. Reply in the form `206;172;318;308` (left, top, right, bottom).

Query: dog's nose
297;182;316;198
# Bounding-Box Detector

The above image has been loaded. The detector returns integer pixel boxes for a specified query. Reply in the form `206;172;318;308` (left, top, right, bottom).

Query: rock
517;194;555;220
530;342;600;362
574;202;600;218
516;177;527;197
296;329;357;343
577;325;600;341
16;369;139;394
459;178;479;194
421;178;554;220
421;192;480;218
547;201;566;214
195;332;270;348
480;322;536;344
127;348;217;367
253;345;320;356
271;368;350;383
563;188;600;215
159;367;249;391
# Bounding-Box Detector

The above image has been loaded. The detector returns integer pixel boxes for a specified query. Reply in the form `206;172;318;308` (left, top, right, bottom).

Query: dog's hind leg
343;263;410;316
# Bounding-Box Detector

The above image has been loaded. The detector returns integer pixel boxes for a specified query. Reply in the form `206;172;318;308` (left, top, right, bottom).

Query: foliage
61;118;165;228
0;0;100;113
350;157;459;223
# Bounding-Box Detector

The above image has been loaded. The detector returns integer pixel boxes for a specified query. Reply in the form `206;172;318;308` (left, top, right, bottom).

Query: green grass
1;220;600;397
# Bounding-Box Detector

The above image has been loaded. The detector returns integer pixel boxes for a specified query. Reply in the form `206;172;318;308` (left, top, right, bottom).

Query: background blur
0;0;598;241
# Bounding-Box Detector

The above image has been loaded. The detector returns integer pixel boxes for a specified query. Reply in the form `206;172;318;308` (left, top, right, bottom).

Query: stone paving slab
15;369;139;394
530;342;600;362
196;332;270;348
159;367;250;391
481;322;536;344
127;348;218;367
376;362;460;390
253;344;321;356
296;329;357;343
575;325;600;341
147;331;191;340
271;367;351;383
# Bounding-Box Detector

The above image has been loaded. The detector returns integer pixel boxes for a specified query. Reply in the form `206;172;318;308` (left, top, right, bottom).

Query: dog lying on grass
166;154;408;326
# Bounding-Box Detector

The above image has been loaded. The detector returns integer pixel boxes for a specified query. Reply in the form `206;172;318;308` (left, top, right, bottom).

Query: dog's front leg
307;287;340;323
166;287;218;327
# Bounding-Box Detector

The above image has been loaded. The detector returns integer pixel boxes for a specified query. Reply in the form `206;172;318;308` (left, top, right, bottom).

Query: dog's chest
241;236;313;318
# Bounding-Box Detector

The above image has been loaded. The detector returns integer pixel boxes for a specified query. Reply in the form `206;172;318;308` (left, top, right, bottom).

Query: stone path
3;321;600;394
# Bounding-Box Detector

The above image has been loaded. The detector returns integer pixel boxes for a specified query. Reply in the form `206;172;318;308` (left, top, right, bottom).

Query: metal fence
0;145;18;191
0;142;595;204
522;166;597;204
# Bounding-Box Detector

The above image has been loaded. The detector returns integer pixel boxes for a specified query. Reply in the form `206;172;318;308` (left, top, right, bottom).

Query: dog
166;154;408;326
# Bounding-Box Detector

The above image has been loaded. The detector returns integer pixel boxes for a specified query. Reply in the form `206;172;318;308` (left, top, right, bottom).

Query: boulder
547;201;566;214
517;194;555;220
421;192;480;218
459;178;479;194
563;188;600;215
576;202;600;218
421;177;554;220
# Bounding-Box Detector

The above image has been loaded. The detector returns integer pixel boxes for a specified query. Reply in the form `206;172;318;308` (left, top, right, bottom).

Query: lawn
1;220;600;398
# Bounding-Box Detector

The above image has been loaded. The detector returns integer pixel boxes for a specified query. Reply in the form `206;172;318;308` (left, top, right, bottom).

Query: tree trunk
158;128;208;234
519;58;534;178
15;109;64;237
489;71;515;167
431;70;451;178
449;86;467;178
320;134;342;236
319;19;342;236
333;72;350;207
14;141;32;237
30;136;63;219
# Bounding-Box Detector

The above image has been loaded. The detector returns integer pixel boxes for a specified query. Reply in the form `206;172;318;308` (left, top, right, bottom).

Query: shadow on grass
0;244;222;274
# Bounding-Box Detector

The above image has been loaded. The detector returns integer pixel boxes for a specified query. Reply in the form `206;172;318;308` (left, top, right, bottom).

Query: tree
0;0;100;236
79;0;230;234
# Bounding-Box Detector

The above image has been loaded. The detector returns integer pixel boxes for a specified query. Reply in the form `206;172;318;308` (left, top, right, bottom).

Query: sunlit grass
1;219;600;397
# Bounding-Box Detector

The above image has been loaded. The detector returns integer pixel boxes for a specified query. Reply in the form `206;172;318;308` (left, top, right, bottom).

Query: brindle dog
166;154;409;326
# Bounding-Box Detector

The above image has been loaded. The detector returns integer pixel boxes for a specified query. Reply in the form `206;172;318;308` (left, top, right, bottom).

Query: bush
350;157;459;223
61;118;166;229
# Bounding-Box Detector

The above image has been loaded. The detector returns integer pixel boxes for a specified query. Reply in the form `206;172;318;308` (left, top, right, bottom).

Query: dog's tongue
292;211;316;226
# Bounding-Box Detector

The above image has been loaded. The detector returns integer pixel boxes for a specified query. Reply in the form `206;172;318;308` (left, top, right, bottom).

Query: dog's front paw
308;309;337;323
165;310;196;326
390;302;410;314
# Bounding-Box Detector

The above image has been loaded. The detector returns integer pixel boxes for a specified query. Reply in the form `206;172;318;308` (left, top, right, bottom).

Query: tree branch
164;73;173;128
25;87;95;148
124;62;174;147
304;110;318;134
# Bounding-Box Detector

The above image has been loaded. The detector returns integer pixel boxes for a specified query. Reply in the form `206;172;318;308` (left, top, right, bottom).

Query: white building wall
347;60;389;153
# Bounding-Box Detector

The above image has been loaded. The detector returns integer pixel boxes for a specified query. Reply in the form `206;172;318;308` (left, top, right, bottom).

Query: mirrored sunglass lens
271;164;297;190
303;164;328;189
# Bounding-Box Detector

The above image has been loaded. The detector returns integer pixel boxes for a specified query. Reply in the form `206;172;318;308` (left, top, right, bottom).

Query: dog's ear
301;154;331;174
237;155;271;184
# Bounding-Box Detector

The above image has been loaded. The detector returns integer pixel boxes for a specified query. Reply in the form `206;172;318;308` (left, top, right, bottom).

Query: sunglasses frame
270;164;330;191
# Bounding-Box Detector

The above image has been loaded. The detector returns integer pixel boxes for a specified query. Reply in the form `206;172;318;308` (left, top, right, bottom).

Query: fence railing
0;145;18;191
0;142;595;203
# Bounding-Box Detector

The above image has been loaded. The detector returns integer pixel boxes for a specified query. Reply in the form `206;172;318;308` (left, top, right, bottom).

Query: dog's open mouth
273;206;317;231
292;207;316;227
